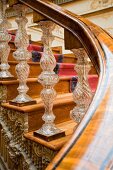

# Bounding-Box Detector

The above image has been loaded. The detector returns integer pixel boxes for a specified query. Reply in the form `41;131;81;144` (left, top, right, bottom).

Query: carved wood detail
0;107;34;170
27;140;57;170
8;0;19;7
0;107;58;169
0;85;7;103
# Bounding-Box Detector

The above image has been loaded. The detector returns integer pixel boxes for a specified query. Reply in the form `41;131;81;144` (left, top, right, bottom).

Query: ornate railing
19;1;113;170
0;0;113;169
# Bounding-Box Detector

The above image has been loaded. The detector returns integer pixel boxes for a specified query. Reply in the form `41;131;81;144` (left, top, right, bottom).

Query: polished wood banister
46;28;113;168
47;43;110;169
16;0;113;169
46;19;113;170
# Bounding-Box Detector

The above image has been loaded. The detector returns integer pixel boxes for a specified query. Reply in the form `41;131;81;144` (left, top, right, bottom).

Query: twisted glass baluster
37;21;61;136
0;0;14;79
70;48;93;123
12;5;34;104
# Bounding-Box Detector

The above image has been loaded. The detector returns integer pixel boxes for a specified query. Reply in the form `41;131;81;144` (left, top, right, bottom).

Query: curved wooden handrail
47;43;113;169
18;0;113;169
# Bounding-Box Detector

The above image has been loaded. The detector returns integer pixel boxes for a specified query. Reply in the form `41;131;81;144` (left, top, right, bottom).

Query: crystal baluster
70;48;93;123
34;21;65;140
9;5;36;106
0;0;14;79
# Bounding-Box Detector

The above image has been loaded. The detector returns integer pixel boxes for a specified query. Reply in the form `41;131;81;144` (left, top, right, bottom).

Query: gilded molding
0;107;35;169
0;85;7;102
0;107;59;169
7;0;19;6
31;141;57;169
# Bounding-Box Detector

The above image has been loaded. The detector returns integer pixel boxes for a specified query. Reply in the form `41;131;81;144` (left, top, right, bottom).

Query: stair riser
9;48;77;64
3;79;70;101
9;63;41;78
9;50;16;61
9;62;97;80
9;52;77;64
63;57;77;63
9;50;97;75
28;101;75;131
89;67;97;74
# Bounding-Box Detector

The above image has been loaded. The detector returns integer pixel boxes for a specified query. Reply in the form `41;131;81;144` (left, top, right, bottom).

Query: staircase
0;0;106;170
0;33;78;169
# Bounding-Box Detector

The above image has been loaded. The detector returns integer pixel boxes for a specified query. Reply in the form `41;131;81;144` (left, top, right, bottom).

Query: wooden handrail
47;43;113;169
17;0;113;169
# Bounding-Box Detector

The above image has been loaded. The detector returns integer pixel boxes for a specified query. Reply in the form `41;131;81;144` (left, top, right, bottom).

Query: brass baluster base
34;130;65;142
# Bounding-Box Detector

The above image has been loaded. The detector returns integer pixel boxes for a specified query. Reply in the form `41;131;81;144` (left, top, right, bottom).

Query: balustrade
0;0;100;169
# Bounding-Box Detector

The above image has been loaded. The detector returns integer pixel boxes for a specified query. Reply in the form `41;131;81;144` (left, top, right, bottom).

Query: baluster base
34;130;65;142
9;93;37;107
0;70;15;80
9;100;37;107
9;96;37;107
0;77;16;81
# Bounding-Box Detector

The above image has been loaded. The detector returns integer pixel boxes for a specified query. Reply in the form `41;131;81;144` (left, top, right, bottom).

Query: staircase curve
17;0;113;169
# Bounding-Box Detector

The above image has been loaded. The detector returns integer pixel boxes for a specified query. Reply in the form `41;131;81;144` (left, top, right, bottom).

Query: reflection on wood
46;12;113;170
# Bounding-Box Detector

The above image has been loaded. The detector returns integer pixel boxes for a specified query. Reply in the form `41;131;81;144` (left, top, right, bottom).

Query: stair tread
0;74;98;84
0;75;73;85
2;93;74;113
8;61;76;65
8;61;40;65
0;75;98;85
24;120;76;151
